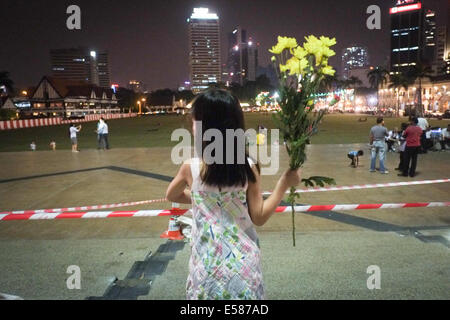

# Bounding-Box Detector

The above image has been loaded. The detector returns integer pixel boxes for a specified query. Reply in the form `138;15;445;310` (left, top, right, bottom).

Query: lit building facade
29;76;119;117
187;8;221;93
389;0;436;75
50;47;111;88
226;26;259;85
341;45;370;79
378;78;450;114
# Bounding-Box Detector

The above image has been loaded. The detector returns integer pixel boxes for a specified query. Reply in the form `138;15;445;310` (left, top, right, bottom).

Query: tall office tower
226;26;259;85
96;51;111;88
187;8;221;93
50;47;111;88
434;26;448;75
389;0;436;75
341;45;370;79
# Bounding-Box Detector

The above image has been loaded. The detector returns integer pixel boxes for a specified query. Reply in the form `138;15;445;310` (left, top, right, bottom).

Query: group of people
352;116;449;178
69;118;110;153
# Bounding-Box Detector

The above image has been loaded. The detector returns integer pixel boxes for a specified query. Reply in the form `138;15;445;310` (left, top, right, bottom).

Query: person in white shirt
417;117;429;153
102;119;110;150
417;117;429;131
96;119;106;149
30;141;36;151
69;124;82;153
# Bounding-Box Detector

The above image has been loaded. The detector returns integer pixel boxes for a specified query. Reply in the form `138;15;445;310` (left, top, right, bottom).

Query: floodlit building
50;47;111;88
378;77;450;114
225;26;259;85
341;45;370;79
187;8;221;93
28;76;118;118
389;0;437;75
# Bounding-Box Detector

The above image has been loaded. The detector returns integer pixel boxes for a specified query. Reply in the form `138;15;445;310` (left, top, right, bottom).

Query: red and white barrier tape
2;179;448;215
0;198;167;215
1;202;448;221
0;114;138;131
262;179;450;195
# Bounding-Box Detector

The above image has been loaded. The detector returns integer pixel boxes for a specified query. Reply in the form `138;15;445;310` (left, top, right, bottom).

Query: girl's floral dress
186;158;265;300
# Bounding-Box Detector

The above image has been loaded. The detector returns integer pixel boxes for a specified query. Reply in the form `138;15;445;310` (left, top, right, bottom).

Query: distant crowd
30;118;111;152
348;116;449;178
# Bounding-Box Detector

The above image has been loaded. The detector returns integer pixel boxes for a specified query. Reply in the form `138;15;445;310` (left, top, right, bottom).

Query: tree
0;71;14;95
407;63;433;117
345;76;363;89
367;67;389;111
318;74;339;93
116;87;139;111
175;90;195;104
389;74;411;117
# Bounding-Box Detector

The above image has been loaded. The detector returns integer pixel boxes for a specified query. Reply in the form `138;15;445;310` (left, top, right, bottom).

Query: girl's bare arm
166;163;192;204
247;166;301;227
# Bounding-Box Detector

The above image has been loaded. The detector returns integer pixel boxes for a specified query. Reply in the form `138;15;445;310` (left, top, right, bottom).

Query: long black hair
192;89;257;188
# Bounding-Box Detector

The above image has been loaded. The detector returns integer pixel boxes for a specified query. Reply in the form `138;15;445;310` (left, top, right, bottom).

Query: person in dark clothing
399;118;422;178
395;123;408;172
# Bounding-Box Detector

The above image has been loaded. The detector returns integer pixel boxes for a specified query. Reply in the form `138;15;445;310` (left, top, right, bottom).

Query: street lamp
141;98;146;114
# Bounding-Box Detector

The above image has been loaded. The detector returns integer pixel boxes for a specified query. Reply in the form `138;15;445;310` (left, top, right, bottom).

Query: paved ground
0;145;449;300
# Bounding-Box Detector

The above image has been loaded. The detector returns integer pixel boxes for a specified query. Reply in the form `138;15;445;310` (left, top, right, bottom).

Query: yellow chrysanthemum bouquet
270;35;338;246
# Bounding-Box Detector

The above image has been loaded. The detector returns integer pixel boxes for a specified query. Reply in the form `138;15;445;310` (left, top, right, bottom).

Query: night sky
1;0;447;90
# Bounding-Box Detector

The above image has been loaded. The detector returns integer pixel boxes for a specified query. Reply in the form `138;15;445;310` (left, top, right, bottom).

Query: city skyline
1;0;447;90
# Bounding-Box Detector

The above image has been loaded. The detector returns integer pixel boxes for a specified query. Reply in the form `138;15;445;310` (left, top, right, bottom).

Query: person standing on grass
96;119;106;150
399;117;422;178
102;119;110;150
166;89;301;300
369;117;389;174
395;122;408;172
69;124;82;153
417;116;429;154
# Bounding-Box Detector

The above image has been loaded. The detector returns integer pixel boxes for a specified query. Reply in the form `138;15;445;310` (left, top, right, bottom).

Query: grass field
0;113;448;152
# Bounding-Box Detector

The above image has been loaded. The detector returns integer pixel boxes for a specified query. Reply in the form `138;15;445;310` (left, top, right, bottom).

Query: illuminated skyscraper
187;8;221;93
50;47;111;88
226;26;259;85
341;45;370;79
389;0;436;75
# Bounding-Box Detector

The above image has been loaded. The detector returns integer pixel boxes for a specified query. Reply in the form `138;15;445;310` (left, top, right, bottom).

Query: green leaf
302;176;336;188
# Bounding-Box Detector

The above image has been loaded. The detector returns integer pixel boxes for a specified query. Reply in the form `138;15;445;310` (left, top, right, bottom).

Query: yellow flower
280;36;298;49
286;57;300;75
292;46;307;60
303;35;337;65
320;36;337;47
269;36;298;54
303;35;325;65
299;58;309;74
279;63;289;73
321;65;336;76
